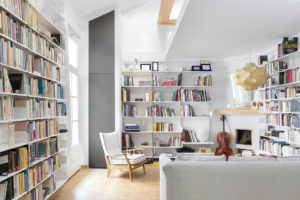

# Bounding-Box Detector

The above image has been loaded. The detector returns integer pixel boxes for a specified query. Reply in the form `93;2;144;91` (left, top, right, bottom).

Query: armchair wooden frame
105;148;147;182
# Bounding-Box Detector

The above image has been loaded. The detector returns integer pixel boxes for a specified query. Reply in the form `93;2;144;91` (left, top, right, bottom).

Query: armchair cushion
111;154;146;165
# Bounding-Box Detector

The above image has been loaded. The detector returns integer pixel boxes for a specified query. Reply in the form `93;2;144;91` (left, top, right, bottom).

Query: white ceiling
64;0;152;20
166;0;300;60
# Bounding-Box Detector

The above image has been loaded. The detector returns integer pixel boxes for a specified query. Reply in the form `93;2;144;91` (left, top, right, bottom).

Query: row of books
0;10;64;65
172;89;210;102
259;87;300;100
146;105;175;117
121;75;134;86
32;58;61;81
263;100;299;113
122;133;134;149
0;38;34;70
167;137;181;147
152;123;174;132
195;74;212;86
29;138;57;165
260;138;300;157
181;104;195;117
27;119;58;142
0;124;14;147
0;146;28;176
261;60;288;75
279;69;300;85
122;104;136;117
0;97;66;120
28;155;60;190
122;88;130;102
181;129;198;142
26;77;64;99
0;38;62;82
267;114;300;128
264;129;300;144
0;0;24;19
145;90;163;102
0;156;60;200
0;119;58;149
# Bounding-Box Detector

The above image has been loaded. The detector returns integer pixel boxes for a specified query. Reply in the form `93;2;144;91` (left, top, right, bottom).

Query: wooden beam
158;0;177;25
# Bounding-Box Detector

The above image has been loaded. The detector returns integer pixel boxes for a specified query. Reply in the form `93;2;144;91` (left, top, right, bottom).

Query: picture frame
152;62;159;71
140;64;151;71
200;64;211;71
192;66;201;71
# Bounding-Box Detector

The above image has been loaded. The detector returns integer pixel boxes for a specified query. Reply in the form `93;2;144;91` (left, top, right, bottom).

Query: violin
215;115;233;161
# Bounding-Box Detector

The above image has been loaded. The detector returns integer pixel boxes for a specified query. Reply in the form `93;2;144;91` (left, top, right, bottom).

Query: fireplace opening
236;129;252;145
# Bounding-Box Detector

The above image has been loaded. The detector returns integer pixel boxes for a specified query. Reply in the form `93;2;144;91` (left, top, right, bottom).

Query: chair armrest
107;153;125;157
124;148;144;152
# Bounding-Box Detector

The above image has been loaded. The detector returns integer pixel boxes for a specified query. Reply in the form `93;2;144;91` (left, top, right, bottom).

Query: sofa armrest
159;154;176;200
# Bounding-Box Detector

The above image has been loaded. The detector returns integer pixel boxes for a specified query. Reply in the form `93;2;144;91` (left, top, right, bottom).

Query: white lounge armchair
99;132;147;182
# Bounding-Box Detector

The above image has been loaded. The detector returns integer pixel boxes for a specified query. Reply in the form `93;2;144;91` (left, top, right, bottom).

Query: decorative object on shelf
140;64;151;71
251;101;259;110
196;128;209;142
281;37;298;56
259;55;268;65
234;62;270;90
200;60;212;71
152;62;159;71
215;115;233;161
192;66;201;71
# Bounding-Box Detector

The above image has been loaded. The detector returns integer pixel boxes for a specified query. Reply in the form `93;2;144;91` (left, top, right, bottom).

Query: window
69;37;79;145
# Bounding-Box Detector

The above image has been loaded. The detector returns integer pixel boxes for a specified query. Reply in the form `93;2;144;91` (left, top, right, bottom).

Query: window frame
68;37;79;146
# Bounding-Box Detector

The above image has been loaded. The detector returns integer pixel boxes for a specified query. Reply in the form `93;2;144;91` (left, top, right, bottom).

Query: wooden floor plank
49;164;160;200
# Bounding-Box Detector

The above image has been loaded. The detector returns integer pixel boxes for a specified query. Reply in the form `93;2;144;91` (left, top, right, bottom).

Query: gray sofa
160;154;300;200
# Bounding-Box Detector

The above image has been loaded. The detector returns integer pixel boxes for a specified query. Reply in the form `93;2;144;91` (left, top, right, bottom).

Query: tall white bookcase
258;50;300;157
121;61;214;159
0;1;70;199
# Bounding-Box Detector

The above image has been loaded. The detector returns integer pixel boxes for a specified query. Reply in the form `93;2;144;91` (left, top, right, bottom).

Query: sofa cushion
176;154;226;161
111;154;146;165
229;156;277;161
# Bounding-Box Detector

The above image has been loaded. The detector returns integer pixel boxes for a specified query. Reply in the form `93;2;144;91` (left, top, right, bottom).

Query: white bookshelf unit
0;1;70;199
121;61;214;158
258;49;300;157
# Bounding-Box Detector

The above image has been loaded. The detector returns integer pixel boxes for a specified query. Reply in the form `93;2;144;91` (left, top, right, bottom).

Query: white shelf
180;152;214;155
258;96;300;102
182;141;214;145
0;116;66;124
121;71;212;74
259;80;300;90
260;135;300;147
267;111;300;115
154;146;182;149
266;124;300;130
122;85;211;89
28;134;62;144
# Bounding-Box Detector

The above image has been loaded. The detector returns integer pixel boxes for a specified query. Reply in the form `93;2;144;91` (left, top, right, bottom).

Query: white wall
211;58;265;153
121;0;175;61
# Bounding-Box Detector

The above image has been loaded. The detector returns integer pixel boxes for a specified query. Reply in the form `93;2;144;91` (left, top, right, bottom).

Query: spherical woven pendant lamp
233;62;270;90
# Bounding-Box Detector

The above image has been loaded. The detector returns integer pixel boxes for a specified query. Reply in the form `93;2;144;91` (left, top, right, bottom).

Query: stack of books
124;124;139;132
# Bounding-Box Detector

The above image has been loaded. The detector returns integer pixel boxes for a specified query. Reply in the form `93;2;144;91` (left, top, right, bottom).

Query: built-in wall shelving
121;62;214;158
258;48;300;157
0;1;70;199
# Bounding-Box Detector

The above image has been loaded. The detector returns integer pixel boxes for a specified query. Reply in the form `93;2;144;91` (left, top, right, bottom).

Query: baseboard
81;165;89;169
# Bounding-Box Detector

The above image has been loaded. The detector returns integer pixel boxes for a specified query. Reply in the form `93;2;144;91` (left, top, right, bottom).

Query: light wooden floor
49;165;160;200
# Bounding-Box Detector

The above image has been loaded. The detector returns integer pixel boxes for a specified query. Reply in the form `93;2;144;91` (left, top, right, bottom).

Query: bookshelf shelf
182;141;214;145
121;65;213;158
0;2;69;198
